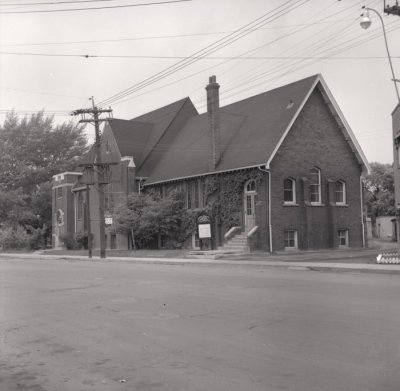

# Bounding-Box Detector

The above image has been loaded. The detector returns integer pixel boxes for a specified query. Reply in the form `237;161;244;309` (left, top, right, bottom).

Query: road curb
1;252;400;274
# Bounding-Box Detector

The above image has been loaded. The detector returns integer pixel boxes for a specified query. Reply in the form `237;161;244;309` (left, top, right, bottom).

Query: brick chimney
206;75;221;171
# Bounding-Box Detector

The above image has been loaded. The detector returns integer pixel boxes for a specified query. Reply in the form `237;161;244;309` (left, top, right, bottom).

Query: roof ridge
137;97;195;171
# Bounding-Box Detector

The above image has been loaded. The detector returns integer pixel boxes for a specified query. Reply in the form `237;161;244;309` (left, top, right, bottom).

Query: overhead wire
199;0;394;107
96;0;295;106
0;0;191;13
0;19;356;48
109;0;369;108
97;0;311;107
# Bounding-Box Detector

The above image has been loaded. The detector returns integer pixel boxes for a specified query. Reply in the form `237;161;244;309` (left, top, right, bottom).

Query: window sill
310;203;325;207
335;203;349;207
283;202;299;207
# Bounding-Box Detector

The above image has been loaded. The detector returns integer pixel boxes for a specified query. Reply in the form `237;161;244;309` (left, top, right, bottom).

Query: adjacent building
52;74;370;252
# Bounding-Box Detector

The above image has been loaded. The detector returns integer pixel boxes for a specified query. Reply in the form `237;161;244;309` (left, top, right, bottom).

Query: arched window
246;179;256;193
309;167;321;204
335;180;346;204
283;178;296;204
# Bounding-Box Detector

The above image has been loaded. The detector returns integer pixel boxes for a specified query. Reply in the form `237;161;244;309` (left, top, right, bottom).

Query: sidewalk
1;243;400;274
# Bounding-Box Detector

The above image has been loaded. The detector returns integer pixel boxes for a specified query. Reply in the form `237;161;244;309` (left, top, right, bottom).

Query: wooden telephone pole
72;98;112;259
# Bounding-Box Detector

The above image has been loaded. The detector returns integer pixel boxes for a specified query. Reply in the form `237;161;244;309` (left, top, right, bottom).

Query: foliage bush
59;234;80;250
114;190;194;249
75;231;92;249
0;226;31;250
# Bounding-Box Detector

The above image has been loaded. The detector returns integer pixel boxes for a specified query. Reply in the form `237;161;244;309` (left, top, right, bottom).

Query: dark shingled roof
92;74;369;185
144;75;320;185
108;119;153;168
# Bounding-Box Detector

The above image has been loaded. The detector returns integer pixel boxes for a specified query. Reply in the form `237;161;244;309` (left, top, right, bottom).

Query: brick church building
52;74;370;252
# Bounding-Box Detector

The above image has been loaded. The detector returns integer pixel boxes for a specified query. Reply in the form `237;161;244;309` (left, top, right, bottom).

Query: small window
56;187;63;198
194;180;200;209
338;229;349;247
246;180;256;193
284;230;298;249
77;191;85;219
192;231;200;250
110;234;117;249
335;181;346;204
187;182;193;209
309;167;321;204
284;178;296;204
187;180;202;209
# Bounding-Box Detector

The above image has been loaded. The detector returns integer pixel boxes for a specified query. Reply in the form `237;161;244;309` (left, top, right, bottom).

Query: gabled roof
78;97;194;171
108;119;153;168
144;74;369;186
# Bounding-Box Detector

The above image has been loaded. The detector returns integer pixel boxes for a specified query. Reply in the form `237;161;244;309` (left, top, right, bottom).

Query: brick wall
269;87;364;251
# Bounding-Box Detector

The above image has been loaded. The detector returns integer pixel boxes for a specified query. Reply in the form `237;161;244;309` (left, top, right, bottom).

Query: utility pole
72;98;112;259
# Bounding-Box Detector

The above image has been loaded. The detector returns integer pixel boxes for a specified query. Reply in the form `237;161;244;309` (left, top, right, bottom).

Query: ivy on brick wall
202;168;265;229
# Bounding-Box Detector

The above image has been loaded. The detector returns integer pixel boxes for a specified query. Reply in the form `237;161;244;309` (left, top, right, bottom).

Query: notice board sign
197;212;212;239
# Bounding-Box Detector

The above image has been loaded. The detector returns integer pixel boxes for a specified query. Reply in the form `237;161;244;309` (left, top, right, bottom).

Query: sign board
105;216;113;226
197;212;212;239
198;223;211;239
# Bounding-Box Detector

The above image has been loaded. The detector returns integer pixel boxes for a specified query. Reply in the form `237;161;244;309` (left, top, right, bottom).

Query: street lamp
360;6;400;102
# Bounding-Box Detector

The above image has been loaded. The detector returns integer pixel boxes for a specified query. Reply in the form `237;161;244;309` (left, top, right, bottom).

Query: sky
0;0;399;164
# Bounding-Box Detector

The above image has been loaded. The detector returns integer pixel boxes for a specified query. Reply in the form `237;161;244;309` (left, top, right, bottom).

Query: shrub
75;231;92;249
0;226;31;250
59;234;80;250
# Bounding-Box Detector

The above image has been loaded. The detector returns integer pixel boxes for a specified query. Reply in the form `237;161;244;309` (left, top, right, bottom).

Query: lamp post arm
365;6;400;102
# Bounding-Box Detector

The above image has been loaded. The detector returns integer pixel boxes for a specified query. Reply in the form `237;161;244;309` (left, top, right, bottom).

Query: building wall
269;88;364;251
375;216;396;241
52;172;82;248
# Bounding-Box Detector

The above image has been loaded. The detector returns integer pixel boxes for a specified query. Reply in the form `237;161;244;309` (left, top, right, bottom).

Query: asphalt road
1;256;399;391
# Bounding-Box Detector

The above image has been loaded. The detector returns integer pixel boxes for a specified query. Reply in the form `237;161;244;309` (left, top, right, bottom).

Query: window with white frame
335;180;346;204
309;167;321;204
283;178;296;204
246;179;256;193
284;230;298;249
338;229;349;247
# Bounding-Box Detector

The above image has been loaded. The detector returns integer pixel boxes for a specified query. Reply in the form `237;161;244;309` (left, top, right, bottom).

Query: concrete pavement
1;256;400;391
1;245;400;274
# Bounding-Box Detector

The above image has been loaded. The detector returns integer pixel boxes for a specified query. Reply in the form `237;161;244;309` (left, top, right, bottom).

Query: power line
0;0;120;6
104;0;369;107
97;0;311;107
2;51;399;59
0;20;355;47
0;0;191;13
0;85;85;99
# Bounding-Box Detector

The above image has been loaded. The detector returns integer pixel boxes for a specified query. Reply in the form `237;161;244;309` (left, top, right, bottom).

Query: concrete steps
218;232;249;253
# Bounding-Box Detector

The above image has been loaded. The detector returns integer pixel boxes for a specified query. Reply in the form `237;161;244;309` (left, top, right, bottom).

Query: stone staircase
218;231;249;253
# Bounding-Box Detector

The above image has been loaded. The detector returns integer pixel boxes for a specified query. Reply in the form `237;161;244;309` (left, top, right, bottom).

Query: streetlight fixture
359;6;400;102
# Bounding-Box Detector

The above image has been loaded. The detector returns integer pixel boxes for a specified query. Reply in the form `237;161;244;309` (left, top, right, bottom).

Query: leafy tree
0;111;87;192
364;162;395;233
114;190;195;249
0;111;88;249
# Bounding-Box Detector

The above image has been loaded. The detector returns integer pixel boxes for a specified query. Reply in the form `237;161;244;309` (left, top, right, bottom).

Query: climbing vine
202;168;265;229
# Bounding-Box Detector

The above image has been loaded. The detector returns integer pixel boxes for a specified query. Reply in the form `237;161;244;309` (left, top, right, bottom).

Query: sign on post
197;212;212;250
